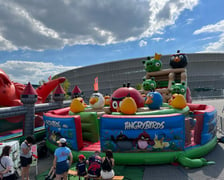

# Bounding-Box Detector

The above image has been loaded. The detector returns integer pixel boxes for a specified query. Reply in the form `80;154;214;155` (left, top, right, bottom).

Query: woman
53;138;73;180
0;146;16;180
101;149;115;180
20;135;35;180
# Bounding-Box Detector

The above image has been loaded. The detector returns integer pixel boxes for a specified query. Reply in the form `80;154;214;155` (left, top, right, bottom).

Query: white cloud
0;61;79;84
203;35;224;52
193;20;224;35
151;37;163;42
193;19;224;52
139;40;147;47
0;0;199;51
198;36;214;41
142;0;198;37
165;38;175;42
186;18;194;24
0;35;17;51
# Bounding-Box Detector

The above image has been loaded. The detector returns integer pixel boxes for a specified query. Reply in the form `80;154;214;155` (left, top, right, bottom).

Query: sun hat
57;138;67;144
78;154;85;160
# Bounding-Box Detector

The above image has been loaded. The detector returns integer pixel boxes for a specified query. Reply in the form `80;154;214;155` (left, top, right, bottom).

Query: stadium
56;53;224;100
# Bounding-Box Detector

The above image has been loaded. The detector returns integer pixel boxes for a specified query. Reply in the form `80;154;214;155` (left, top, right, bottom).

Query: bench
68;169;124;180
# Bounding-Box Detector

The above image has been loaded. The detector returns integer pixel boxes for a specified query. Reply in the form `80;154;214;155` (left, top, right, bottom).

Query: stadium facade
56;53;224;100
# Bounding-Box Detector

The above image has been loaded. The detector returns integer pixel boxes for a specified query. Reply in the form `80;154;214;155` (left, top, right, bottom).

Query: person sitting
87;151;102;178
76;154;88;180
101;149;115;180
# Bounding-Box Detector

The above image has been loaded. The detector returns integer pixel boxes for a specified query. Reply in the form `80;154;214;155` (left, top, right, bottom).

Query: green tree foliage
38;79;46;86
52;75;70;99
135;83;142;90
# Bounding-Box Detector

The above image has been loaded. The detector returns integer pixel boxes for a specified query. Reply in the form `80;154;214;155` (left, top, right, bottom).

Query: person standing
53;138;73;180
87;151;102;178
20;135;35;180
101;149;115;180
0;146;16;180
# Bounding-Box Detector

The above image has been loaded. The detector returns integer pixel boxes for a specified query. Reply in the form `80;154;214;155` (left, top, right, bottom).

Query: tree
52;75;70;99
135;83;142;90
38;79;46;86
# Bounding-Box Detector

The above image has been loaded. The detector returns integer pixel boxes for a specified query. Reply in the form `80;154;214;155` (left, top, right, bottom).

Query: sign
31;144;38;167
31;144;38;175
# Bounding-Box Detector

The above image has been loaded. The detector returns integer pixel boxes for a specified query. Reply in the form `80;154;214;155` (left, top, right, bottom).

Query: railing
0;98;72;136
1;95;224;137
217;115;224;135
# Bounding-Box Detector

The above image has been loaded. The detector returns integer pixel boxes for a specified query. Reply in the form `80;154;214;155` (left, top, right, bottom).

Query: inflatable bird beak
174;56;180;62
89;97;98;105
116;106;120;112
145;96;153;104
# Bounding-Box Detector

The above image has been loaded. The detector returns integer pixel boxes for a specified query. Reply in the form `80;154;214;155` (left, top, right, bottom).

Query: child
76;154;88;180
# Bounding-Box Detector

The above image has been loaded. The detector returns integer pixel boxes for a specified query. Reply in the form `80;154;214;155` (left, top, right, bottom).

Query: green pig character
142;77;156;91
170;81;186;95
142;53;162;72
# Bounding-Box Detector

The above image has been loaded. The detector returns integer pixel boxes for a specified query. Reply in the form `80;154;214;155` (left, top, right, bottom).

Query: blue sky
0;0;224;84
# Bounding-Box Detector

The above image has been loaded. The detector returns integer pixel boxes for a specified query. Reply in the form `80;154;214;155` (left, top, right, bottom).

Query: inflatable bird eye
112;101;118;109
155;62;160;67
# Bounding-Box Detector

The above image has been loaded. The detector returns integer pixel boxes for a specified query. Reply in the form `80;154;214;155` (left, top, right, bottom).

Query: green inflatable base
0;126;46;143
46;136;217;168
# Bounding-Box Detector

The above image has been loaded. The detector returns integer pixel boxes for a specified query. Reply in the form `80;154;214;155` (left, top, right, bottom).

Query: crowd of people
76;149;115;180
50;137;115;180
0;136;115;180
0;135;35;180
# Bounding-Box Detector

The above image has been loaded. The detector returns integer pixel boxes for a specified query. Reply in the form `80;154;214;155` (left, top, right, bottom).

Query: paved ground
32;142;224;180
17;153;54;180
27;98;224;180
143;142;224;180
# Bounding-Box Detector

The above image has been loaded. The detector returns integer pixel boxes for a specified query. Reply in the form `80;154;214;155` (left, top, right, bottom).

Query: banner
31;145;38;167
94;77;98;91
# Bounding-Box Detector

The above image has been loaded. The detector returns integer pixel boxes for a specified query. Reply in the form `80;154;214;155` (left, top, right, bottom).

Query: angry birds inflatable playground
44;51;217;168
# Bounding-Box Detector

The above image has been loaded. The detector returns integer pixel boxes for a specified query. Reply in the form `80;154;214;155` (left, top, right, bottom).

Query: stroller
45;166;56;180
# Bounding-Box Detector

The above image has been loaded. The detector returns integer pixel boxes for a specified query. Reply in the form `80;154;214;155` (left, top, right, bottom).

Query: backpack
102;157;112;171
88;156;101;177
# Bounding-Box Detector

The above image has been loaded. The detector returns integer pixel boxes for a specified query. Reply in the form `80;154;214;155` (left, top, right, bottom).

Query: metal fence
0;100;72;136
217;115;224;135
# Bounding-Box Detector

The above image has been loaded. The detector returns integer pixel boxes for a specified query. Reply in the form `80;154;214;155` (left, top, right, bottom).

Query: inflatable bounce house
44;52;217;168
0;68;66;136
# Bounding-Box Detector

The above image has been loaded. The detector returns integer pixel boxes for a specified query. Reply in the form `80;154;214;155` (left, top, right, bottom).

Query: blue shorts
56;160;69;175
20;156;32;167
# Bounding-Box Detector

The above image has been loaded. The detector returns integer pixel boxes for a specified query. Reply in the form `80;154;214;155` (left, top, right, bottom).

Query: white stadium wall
56;53;224;100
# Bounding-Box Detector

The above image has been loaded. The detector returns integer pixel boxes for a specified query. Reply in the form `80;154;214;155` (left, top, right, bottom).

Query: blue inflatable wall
201;110;217;145
43;113;83;150
100;114;185;152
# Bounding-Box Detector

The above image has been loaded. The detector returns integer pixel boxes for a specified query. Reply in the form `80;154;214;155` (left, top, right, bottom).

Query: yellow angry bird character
70;97;85;113
168;94;187;109
118;96;137;115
